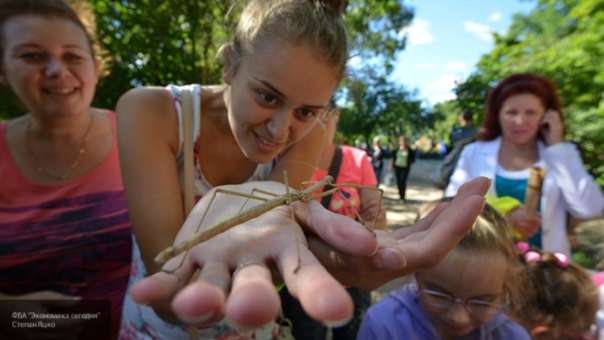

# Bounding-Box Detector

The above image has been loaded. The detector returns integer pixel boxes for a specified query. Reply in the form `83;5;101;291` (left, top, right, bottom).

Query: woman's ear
221;44;239;85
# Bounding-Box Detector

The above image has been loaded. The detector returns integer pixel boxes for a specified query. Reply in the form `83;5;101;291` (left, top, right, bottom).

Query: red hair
479;73;564;140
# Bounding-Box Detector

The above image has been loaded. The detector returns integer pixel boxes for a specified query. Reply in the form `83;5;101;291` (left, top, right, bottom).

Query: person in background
357;201;530;340
446;73;604;255
392;135;415;202
449;110;477;148
369;136;385;184
0;1;131;339
514;242;599;339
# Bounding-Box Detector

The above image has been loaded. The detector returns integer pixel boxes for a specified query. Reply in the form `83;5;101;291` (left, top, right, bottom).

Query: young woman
119;1;492;338
0;1;131;339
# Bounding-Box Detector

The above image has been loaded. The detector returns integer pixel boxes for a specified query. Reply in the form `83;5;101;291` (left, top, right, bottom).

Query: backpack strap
321;145;343;209
180;88;195;216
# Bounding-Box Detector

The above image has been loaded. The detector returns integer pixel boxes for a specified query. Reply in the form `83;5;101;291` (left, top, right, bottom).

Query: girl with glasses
358;202;530;339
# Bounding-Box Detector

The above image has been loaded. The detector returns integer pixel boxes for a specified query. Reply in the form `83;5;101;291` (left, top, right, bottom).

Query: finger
171;263;230;325
293;200;377;256
455;176;491;198
224;262;280;328
376;194;486;272
277;243;353;326
199;262;231;294
130;253;195;307
392;203;448;238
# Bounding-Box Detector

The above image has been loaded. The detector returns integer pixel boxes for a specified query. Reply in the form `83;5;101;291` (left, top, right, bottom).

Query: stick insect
154;173;384;271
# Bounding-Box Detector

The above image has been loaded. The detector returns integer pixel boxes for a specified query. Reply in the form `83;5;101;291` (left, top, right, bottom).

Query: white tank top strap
166;84;202;158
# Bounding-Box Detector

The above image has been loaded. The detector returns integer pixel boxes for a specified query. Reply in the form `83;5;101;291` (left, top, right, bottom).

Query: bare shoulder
115;86;179;150
200;84;227;111
116;86;175;120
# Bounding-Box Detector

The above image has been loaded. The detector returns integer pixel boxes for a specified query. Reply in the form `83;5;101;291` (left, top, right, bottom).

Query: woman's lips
253;131;284;153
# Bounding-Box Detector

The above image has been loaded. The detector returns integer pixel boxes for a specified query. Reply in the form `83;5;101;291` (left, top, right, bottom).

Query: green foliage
430;100;462;145
338;71;425;145
92;0;236;110
338;1;430;144
1;0;421;134
450;0;604;185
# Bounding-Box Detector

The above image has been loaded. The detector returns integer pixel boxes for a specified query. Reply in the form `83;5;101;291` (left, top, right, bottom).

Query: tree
0;0;421;145
451;0;604;185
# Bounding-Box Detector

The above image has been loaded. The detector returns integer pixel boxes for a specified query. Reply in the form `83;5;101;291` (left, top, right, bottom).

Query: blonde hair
220;0;348;80
418;200;524;311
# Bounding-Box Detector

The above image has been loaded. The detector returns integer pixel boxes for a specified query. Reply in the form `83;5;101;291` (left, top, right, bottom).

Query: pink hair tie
516;242;570;269
552;252;569;269
515;242;530;254
524;250;541;263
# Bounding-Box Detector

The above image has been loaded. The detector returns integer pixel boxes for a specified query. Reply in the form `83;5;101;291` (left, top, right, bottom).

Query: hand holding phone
540;109;564;145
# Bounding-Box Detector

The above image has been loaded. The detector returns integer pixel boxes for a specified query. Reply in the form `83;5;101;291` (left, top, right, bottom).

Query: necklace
26;114;95;181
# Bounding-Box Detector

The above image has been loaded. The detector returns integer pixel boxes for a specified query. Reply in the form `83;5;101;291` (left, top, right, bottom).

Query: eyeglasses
418;287;503;319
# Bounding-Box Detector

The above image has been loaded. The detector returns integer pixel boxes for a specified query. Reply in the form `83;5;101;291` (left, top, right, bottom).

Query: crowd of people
1;0;603;339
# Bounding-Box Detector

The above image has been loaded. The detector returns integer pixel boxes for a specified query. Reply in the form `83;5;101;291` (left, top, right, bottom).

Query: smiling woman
116;0;350;338
0;1;131;339
116;1;495;339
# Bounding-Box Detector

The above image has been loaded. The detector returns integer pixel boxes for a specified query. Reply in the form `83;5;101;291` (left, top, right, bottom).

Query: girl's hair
515;246;599;337
219;0;349;80
478;73;564;141
418;200;524;311
0;0;109;74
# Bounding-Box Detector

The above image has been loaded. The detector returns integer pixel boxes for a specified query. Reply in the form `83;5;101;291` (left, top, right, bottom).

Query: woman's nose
44;58;68;78
266;109;292;141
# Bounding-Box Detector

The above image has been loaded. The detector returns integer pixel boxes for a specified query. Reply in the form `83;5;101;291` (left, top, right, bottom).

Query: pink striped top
0;112;132;339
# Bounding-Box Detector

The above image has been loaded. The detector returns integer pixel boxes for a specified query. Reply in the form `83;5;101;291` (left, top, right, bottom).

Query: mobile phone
538;110;550;140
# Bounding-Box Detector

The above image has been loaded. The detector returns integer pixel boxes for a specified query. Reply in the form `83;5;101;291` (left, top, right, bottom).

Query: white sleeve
444;143;476;197
544;142;604;218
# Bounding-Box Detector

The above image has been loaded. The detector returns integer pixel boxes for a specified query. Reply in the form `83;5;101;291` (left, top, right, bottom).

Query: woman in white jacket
446;73;604;256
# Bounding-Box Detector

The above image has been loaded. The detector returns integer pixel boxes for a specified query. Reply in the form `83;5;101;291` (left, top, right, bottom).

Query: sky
390;0;536;106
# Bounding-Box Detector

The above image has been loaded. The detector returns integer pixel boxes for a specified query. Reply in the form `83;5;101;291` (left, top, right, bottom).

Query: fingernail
322;317;351;328
181;311;215;325
375;247;407;269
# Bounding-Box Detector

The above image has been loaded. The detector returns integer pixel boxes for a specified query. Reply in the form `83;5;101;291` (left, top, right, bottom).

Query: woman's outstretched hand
130;181;377;329
307;176;490;290
129;177;489;329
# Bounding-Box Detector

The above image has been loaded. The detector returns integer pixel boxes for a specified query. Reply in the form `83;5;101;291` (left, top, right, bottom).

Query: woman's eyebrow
254;77;285;98
253;77;329;109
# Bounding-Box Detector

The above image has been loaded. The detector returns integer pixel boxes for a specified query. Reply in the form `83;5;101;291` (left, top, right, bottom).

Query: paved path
380;159;444;227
